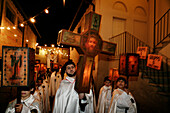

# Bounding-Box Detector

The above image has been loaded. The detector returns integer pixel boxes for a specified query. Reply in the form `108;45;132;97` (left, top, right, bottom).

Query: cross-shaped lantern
57;12;117;93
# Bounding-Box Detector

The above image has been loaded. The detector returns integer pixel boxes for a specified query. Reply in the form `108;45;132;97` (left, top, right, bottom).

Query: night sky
12;0;92;46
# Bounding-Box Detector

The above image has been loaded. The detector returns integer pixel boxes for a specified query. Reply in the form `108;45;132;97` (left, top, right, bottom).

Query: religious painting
91;13;101;31
84;12;101;32
136;47;148;59
147;54;162;70
119;53;139;76
75;55;94;93
62;49;69;59
2;46;35;87
127;54;139;76
101;41;117;55
81;30;102;57
57;29;81;47
119;54;126;75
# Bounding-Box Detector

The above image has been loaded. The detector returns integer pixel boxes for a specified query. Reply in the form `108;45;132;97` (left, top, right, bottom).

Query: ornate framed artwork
84;12;102;32
119;53;139;76
147;54;162;70
2;46;35;87
101;41;117;55
57;29;81;47
136;47;148;59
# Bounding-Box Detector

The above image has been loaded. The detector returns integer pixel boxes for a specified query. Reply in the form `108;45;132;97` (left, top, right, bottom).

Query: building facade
71;0;170;113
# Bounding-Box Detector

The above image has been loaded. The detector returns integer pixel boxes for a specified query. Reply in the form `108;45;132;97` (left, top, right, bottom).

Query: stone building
71;0;170;113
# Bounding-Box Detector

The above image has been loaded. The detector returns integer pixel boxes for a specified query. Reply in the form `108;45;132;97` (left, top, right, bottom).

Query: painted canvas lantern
147;54;162;70
119;53;139;76
81;30;102;57
2;46;35;87
101;41;117;55
136;47;148;59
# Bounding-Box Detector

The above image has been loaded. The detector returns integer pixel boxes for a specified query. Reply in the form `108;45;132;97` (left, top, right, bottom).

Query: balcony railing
154;9;170;48
109;31;170;94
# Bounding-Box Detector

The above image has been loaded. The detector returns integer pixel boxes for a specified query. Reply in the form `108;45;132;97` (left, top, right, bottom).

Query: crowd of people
5;59;137;113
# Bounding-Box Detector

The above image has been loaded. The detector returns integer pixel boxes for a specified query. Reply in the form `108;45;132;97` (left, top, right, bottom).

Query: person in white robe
34;77;45;112
79;85;96;113
5;82;41;113
42;77;50;113
49;69;62;97
108;77;137;113
96;76;112;113
52;59;84;113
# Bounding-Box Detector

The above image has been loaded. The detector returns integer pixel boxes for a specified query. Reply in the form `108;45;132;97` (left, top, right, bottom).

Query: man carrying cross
52;59;87;113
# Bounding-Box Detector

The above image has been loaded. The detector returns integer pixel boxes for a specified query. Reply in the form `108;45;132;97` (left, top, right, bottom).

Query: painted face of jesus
86;36;97;53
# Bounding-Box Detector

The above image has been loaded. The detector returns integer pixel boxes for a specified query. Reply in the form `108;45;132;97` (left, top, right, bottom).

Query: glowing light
45;44;47;47
20;23;24;27
0;26;5;29
59;30;62;33
51;44;55;47
26;40;29;42
63;0;65;7
36;43;39;46
7;27;10;30
59;50;61;53
13;26;16;29
61;45;63;47
30;18;35;23
44;9;49;14
14;34;17;37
